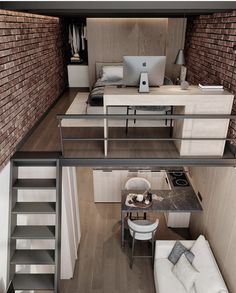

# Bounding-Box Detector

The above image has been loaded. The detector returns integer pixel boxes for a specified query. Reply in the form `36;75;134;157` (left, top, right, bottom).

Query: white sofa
154;236;229;293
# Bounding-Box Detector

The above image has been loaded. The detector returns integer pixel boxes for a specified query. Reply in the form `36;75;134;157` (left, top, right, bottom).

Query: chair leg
134;109;137;124
170;106;173;137
165;110;168;126
151;231;155;265
125;107;129;135
130;236;135;269
144;212;147;220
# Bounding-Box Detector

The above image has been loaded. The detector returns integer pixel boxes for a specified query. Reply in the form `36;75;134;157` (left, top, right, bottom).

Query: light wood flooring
60;167;190;293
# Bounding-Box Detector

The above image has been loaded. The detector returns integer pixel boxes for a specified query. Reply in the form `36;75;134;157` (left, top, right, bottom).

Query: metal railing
57;113;236;157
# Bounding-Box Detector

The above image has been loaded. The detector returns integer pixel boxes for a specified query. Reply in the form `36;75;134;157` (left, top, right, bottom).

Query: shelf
13;274;54;290
11;250;55;265
11;226;55;239
13;179;56;189
12;202;56;214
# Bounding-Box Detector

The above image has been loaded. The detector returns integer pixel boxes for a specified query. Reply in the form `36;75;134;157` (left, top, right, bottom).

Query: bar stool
125;177;151;219
128;218;159;268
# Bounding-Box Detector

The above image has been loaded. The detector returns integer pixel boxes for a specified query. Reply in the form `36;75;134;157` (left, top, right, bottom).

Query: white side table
67;64;89;87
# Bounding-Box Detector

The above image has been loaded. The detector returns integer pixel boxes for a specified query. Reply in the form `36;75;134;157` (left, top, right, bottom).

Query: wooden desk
121;189;202;246
103;85;234;157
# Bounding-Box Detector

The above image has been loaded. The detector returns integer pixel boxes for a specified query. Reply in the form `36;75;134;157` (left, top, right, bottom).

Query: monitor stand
139;72;149;93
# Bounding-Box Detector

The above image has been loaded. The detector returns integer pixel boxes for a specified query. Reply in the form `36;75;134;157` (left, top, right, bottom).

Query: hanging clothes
81;24;85;51
68;24;74;55
75;25;80;53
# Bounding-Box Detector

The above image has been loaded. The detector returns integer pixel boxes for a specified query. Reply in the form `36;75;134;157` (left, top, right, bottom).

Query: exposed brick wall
185;10;236;141
0;10;68;169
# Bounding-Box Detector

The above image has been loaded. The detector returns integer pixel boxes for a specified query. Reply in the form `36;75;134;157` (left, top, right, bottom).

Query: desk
121;189;202;246
103;85;234;157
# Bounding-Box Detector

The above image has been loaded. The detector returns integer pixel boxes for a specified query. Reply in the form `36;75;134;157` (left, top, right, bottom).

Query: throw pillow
101;66;123;81
168;241;195;265
172;253;199;292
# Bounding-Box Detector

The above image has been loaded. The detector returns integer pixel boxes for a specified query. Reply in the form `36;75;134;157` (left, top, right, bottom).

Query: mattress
87;78;123;106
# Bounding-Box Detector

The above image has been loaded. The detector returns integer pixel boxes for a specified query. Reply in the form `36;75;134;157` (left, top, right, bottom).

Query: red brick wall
185;10;236;141
0;10;68;169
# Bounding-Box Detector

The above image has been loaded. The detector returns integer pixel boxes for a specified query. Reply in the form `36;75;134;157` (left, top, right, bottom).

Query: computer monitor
123;56;166;93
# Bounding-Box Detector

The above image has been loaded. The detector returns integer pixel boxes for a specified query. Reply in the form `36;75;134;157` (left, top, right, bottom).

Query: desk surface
121;189;203;213
104;85;232;96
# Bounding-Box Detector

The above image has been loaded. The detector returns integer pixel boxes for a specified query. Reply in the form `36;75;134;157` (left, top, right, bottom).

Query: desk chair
125;177;151;220
125;76;174;135
128;218;159;268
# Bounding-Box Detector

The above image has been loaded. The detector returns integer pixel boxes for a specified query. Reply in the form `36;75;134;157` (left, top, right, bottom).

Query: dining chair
128;218;159;268
125;177;151;220
125;177;151;191
125;76;174;135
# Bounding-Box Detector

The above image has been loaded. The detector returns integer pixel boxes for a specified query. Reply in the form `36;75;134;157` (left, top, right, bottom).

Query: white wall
61;167;81;279
0;163;10;293
189;166;236;293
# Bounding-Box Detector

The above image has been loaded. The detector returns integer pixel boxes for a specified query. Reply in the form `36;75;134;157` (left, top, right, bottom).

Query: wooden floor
60;168;190;293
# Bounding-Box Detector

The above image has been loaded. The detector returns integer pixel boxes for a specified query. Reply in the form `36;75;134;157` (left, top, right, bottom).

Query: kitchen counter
121;187;202;213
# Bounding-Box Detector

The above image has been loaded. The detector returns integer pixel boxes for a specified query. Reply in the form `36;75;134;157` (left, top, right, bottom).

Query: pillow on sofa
190;235;229;293
168;241;195;265
101;66;123;81
173;253;199;292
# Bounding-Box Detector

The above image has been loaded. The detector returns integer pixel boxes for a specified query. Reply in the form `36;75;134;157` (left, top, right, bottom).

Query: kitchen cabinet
93;170;170;202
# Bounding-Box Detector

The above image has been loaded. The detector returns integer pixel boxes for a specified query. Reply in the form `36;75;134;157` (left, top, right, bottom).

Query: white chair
128;218;159;268
125;177;151;191
125;177;151;219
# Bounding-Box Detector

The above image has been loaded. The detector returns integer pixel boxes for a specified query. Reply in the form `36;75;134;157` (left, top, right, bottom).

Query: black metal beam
1;1;236;17
60;157;236;167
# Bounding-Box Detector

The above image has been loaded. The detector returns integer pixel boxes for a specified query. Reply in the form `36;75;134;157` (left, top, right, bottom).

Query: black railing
57;113;236;157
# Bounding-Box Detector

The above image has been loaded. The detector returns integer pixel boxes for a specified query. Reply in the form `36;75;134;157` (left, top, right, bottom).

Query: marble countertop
121;184;203;213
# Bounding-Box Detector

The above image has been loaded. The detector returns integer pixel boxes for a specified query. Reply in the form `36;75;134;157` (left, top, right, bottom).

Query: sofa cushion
191;235;229;293
168;241;195;265
173;254;199;292
154;258;197;293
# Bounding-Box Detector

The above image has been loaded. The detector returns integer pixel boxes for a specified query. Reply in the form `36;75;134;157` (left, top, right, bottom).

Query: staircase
7;152;62;292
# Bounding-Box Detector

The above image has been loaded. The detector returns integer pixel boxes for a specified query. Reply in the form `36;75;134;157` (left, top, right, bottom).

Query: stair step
11;250;55;265
13;161;57;167
11;226;55;239
12;202;56;214
13;273;54;290
13;179;56;189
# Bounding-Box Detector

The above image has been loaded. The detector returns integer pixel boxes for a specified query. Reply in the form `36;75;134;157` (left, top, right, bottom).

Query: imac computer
123;56;166;93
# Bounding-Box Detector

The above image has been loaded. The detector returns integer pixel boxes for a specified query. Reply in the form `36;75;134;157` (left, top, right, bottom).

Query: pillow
168;241;195;265
172;253;199;292
190;235;229;293
101;66;123;81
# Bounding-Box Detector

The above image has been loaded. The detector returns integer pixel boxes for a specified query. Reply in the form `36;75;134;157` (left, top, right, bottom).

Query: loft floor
18;88;236;166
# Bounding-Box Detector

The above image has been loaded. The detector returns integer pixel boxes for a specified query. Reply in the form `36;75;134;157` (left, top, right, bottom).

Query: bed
86;62;123;107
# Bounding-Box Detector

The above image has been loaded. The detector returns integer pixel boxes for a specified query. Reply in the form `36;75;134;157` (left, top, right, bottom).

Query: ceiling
1;1;236;17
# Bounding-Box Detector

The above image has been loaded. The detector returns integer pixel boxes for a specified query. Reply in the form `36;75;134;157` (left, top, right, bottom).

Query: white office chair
128;218;159;268
125;177;151;191
125;177;151;219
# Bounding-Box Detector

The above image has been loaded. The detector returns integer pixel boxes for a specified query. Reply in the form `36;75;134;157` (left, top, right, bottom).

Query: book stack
198;84;224;91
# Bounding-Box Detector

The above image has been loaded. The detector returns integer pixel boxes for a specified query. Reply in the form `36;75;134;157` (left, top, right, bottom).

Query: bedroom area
64;17;186;127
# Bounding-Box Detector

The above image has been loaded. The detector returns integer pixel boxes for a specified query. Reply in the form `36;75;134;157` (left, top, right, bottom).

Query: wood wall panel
87;18;185;87
189;167;236;293
166;18;186;80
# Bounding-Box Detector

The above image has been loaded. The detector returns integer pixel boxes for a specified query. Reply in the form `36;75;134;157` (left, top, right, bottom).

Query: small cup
136;194;144;202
